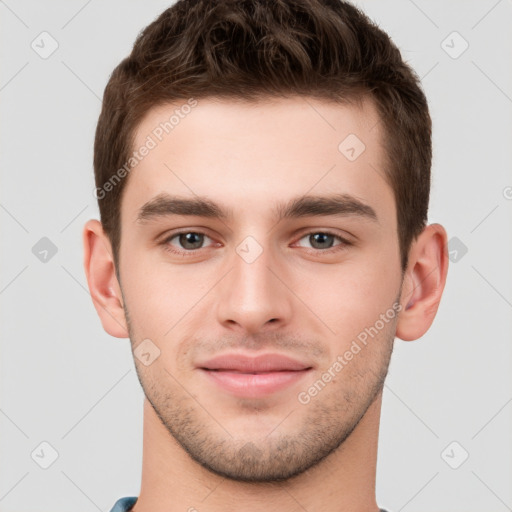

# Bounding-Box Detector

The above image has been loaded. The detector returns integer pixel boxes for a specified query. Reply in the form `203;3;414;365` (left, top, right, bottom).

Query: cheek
122;256;215;335
121;237;400;343
309;255;399;343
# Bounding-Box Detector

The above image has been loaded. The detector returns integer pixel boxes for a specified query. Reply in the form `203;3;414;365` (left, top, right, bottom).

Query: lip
197;353;313;398
198;352;312;372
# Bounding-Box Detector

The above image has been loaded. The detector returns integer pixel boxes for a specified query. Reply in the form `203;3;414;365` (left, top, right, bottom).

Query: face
117;96;403;482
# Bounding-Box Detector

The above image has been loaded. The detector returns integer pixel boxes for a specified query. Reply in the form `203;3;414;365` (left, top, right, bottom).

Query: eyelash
160;230;353;257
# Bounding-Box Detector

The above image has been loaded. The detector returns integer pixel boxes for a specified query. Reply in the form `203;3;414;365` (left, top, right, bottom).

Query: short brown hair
94;0;431;275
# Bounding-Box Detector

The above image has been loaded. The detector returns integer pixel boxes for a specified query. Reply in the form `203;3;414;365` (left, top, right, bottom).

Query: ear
82;219;129;338
395;223;449;341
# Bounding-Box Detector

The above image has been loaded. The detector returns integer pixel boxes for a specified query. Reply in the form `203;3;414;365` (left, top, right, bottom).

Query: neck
131;392;383;512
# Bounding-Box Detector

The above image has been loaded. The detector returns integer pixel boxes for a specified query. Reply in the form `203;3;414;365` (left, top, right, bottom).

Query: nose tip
224;315;280;332
215;249;293;334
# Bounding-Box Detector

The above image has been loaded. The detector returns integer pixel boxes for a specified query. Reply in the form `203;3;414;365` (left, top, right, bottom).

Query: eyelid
160;228;353;257
161;229;218;252
292;230;353;250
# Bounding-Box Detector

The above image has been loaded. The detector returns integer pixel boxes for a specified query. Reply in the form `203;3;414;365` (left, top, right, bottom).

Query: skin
83;96;448;512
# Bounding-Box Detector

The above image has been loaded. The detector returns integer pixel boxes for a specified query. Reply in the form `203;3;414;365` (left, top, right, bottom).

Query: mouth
197;352;313;398
199;368;313;398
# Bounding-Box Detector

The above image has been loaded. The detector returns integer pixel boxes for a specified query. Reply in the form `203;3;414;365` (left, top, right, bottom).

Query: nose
215;240;294;335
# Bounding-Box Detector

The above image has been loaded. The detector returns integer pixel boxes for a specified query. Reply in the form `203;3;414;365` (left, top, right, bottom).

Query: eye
295;231;352;252
162;231;215;254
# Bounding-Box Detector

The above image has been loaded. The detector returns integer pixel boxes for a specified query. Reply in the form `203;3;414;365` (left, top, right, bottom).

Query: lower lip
200;369;311;398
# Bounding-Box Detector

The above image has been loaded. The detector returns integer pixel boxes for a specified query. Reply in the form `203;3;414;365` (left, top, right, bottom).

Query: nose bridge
215;234;292;332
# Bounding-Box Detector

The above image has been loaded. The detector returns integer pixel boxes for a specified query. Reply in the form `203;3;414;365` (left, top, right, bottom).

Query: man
83;0;448;510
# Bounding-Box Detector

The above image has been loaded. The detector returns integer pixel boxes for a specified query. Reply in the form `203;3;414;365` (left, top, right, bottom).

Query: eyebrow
136;192;378;224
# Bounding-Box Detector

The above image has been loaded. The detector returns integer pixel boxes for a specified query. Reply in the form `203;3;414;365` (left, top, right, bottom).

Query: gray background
1;1;511;511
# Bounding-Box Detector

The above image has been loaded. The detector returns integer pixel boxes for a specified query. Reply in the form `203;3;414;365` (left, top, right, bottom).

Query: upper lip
198;353;313;372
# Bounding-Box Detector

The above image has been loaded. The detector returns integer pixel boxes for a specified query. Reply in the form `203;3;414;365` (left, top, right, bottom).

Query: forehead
122;96;394;228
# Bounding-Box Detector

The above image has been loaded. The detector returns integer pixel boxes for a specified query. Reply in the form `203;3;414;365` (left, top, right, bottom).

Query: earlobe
82;219;129;338
395;223;449;341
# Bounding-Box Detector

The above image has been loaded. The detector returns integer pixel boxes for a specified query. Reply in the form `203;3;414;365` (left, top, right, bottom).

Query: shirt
109;496;390;512
110;497;137;512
